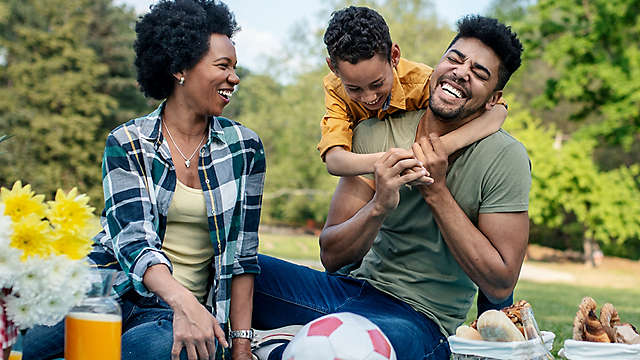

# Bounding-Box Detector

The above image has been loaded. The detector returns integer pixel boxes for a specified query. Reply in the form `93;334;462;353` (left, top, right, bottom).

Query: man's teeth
218;89;233;99
442;83;462;98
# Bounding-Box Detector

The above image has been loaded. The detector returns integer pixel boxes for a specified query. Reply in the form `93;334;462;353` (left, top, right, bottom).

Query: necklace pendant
185;159;191;168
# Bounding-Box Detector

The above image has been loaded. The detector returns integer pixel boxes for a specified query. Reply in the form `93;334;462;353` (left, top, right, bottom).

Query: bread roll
456;325;483;341
477;310;526;342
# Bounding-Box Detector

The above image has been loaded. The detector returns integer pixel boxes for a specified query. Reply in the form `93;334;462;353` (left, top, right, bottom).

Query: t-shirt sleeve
479;141;531;213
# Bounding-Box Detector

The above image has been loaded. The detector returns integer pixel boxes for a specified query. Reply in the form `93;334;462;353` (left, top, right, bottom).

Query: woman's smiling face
181;33;240;117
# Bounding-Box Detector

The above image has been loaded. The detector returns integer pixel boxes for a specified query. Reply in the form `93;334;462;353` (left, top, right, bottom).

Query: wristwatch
230;329;254;340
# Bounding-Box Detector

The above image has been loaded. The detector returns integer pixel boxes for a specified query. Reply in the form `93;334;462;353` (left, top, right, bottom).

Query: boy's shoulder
395;58;433;85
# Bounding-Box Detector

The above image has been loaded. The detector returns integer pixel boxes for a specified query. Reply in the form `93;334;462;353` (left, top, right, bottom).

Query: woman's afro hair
134;0;239;100
323;6;392;70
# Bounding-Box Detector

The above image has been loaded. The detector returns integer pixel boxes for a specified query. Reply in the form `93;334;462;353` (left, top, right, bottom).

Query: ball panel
308;316;343;337
367;329;392;358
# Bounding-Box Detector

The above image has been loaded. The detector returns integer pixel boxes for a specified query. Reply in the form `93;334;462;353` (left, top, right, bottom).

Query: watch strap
230;329;254;340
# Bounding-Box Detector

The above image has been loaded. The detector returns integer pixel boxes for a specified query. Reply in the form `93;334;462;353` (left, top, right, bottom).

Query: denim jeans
252;255;452;360
22;292;193;360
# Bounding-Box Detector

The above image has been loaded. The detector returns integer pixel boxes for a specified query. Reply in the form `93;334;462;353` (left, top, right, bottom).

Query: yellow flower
0;181;46;222
50;228;93;260
46;187;95;233
10;214;53;260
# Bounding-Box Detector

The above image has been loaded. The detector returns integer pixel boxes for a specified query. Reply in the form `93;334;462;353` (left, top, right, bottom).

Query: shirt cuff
318;132;353;159
130;248;173;297
232;255;260;276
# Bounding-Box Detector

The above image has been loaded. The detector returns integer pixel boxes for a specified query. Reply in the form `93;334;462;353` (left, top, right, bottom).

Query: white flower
0;244;20;289
11;258;46;298
4;294;41;329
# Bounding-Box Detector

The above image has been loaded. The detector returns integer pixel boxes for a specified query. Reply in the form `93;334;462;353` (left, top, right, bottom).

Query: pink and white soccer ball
282;312;397;360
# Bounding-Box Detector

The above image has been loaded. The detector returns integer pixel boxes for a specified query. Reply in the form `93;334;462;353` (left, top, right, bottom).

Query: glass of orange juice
65;268;121;360
8;351;22;360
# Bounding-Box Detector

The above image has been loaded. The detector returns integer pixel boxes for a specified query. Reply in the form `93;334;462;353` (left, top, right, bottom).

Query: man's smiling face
429;37;502;122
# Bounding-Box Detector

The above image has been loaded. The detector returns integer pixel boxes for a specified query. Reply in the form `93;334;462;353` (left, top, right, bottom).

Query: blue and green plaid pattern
90;102;265;333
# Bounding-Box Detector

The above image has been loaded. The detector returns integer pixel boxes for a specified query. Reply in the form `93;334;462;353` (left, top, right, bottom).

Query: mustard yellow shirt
162;179;214;303
318;57;433;158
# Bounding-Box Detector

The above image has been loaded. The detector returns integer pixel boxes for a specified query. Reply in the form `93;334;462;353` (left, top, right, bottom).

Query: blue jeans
22;292;200;360
252;255;451;360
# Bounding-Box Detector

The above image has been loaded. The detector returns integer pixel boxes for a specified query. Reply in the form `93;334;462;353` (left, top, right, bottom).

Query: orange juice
65;312;121;360
9;351;22;360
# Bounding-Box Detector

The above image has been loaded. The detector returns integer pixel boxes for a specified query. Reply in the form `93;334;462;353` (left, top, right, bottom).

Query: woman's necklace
162;118;207;168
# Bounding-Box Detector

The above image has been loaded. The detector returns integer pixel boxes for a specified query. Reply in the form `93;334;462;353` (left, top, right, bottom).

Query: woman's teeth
217;89;233;99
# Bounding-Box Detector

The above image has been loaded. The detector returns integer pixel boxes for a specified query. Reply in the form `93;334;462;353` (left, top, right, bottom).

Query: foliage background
0;0;638;259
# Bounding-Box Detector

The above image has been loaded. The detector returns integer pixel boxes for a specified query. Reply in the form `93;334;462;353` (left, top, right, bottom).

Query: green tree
505;97;640;261
519;0;640;149
0;0;129;206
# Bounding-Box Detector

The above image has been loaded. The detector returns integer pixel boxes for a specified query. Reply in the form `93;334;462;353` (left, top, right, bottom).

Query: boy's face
332;53;396;111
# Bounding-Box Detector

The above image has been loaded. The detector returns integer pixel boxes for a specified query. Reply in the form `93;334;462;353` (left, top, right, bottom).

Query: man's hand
412;134;449;197
170;291;228;360
372;148;428;215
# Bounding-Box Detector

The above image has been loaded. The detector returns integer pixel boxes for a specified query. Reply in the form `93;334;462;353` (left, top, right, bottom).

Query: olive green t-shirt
350;109;531;336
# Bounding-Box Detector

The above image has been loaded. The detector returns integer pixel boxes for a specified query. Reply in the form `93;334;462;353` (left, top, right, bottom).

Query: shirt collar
138;101;226;147
387;65;407;111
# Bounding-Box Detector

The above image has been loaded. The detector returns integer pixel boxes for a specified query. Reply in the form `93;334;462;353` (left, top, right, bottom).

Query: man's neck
416;107;484;140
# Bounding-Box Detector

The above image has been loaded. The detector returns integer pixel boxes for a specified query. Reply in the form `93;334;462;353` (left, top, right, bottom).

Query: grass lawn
259;230;640;356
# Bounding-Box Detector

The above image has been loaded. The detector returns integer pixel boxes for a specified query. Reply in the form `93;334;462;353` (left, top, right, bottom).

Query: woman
23;1;264;359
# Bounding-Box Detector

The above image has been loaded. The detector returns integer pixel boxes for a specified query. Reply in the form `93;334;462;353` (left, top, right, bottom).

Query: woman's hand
231;338;253;360
169;290;228;360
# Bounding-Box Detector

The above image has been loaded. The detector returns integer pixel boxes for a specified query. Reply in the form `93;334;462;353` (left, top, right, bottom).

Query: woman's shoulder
108;107;162;142
214;116;262;145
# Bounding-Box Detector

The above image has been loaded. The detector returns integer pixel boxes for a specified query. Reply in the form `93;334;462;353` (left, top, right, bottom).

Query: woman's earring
179;76;185;85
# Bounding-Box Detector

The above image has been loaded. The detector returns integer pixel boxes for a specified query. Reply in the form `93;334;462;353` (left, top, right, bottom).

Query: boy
320;6;507;176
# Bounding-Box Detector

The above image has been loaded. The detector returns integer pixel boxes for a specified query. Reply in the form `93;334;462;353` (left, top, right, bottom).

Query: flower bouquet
0;181;94;350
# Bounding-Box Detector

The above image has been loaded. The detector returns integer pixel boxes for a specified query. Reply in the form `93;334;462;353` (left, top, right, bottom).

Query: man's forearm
320;198;386;272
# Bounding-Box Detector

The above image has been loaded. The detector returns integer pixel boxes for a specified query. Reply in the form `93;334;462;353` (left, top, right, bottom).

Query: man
253;15;529;360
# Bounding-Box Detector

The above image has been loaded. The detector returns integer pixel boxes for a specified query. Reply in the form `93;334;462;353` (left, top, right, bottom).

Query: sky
117;0;495;73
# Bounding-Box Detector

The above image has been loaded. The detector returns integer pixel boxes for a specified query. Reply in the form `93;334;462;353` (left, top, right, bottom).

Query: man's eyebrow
473;63;491;78
450;49;465;58
213;56;233;63
450;49;491;78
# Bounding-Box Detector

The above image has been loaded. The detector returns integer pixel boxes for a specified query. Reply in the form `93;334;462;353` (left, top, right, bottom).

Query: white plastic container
559;339;640;359
448;331;555;360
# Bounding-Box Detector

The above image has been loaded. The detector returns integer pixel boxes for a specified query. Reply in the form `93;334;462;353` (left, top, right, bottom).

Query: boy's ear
485;90;503;110
326;57;337;74
390;43;401;67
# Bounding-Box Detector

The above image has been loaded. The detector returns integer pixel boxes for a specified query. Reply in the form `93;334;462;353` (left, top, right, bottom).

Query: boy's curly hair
323;6;392;70
134;0;239;100
449;15;523;90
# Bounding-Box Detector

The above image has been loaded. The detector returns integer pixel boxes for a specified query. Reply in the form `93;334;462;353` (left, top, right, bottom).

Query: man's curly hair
323;6;392;70
448;15;523;91
134;0;239;100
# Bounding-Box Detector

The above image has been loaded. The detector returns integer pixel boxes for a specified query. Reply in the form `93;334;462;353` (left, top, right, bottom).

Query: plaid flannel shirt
90;102;265;346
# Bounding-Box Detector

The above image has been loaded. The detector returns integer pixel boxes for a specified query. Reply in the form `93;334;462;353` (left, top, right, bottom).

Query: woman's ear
173;71;185;85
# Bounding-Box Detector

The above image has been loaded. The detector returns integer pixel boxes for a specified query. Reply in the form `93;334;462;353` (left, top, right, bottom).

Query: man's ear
485;90;503;110
326;57;338;75
390;43;401;67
